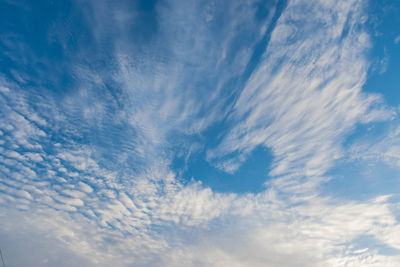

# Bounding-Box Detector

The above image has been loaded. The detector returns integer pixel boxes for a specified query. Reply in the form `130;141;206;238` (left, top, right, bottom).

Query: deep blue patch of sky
173;146;273;194
363;0;400;106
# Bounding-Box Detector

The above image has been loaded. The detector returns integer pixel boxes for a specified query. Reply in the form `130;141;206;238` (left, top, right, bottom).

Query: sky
0;0;400;266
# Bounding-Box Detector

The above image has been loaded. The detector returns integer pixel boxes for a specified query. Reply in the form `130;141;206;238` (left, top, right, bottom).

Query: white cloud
24;152;44;162
394;35;400;44
0;0;399;266
349;121;400;168
79;182;94;194
205;0;390;194
0;86;9;93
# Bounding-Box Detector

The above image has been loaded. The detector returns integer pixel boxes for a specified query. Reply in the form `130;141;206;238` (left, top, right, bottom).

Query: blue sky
0;0;400;266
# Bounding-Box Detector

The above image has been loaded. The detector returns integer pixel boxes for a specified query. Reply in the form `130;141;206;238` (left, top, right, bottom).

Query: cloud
0;0;400;266
395;35;400;44
205;0;392;192
349;120;400;168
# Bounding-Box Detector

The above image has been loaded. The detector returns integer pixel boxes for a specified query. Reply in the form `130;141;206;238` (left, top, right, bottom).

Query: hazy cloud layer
0;0;399;266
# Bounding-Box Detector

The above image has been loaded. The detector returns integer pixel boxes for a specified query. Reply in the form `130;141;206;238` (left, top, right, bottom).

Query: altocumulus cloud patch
1;0;400;266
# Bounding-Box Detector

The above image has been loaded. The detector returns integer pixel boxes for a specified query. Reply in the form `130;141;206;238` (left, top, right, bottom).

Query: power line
0;248;5;267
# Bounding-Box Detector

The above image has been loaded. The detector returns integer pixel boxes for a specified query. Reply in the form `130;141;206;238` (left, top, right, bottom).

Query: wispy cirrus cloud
206;0;391;185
